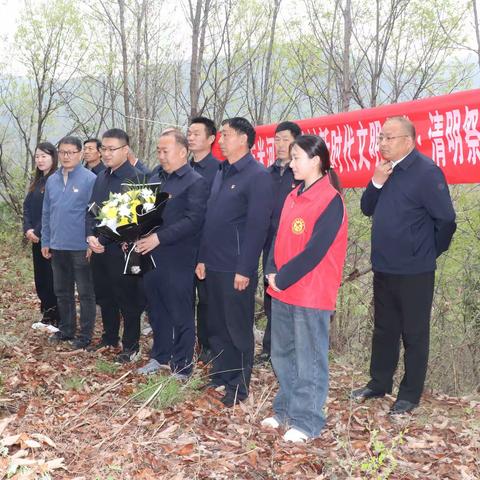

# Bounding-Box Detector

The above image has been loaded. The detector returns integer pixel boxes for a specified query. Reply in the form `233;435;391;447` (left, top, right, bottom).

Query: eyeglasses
99;145;127;153
377;135;409;143
58;150;80;157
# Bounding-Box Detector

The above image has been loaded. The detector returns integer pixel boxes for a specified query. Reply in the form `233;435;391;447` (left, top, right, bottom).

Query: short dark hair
291;134;342;194
102;128;130;146
190;116;217;137
84;138;101;150
58;136;82;151
161;129;189;151
275;121;301;138
221;117;256;148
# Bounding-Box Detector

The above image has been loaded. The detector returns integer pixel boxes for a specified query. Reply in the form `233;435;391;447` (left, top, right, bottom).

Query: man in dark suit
86;129;145;362
83;138;105;175
187;116;220;363
136;130;208;378
196;117;274;406
351;116;456;414
256;121;301;364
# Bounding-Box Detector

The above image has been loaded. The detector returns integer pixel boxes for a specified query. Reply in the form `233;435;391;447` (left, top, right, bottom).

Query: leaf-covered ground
1;249;479;479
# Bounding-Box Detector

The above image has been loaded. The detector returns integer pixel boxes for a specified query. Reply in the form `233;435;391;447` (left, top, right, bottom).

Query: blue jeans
271;299;331;438
51;250;96;341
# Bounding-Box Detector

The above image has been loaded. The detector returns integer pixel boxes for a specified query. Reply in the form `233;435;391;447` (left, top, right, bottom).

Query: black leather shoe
389;399;418;415
221;391;245;407
350;386;385;401
86;340;118;352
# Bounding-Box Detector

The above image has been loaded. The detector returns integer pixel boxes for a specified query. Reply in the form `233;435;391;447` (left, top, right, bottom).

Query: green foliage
359;429;405;479
95;359;119;375
133;374;202;410
62;376;86;391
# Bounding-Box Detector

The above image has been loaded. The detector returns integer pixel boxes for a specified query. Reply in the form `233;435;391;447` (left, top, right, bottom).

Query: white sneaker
137;358;170;375
261;417;280;429
283;428;308;443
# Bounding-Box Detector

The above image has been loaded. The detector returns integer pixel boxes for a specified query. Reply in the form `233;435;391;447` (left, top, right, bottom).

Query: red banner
213;89;480;187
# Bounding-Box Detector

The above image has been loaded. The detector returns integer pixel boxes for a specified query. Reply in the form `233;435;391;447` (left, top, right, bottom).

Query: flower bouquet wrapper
89;187;170;276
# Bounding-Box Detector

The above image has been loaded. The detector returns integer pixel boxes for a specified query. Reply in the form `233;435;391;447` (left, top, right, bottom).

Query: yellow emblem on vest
291;217;306;235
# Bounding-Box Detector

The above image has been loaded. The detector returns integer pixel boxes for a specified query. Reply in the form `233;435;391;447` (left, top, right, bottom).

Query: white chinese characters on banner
428;106;480;167
252;105;479;173
253;120;382;172
463;107;480;165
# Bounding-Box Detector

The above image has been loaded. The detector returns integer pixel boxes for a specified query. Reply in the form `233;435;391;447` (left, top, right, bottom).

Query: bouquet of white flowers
88;183;169;275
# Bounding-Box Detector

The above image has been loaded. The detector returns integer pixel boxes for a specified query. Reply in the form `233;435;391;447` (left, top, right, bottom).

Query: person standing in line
86;129;146;362
41;136;96;349
23;142;59;327
351;116;456;415
256;121;302;365
262;134;348;442
187;116;220;364
83;138;105;175
196;117;274;407
136;130;208;377
128;147;151;177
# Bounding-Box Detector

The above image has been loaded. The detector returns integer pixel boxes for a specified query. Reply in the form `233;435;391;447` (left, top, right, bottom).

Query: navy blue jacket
149;163;208;267
23;176;49;237
361;149;456;274
87;162;106;175
86;160;144;251
263;161;300;268
135;159;152;177
190;152;220;192
198;153;274;277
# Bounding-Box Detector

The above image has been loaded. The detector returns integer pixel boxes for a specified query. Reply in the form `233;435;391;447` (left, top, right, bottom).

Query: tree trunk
118;0;131;133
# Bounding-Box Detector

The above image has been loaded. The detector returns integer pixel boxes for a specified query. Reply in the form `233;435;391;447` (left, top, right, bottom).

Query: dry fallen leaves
1;249;480;479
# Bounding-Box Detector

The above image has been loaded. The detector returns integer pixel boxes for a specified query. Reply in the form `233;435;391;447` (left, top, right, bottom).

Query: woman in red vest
261;134;348;442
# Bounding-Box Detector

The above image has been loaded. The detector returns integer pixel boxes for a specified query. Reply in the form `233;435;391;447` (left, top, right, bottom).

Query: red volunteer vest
268;175;348;310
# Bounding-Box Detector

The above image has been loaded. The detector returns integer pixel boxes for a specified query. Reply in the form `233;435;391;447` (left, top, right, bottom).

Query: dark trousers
262;282;272;355
367;271;435;403
32;243;58;324
51;250;96;341
144;263;196;375
206;269;257;400
91;250;142;351
195;277;209;350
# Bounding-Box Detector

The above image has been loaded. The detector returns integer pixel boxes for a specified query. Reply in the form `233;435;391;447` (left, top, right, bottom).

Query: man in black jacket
352;116;456;414
257;121;301;364
187;116;220;363
135;130;208;378
86;129;145;362
196;117;274;406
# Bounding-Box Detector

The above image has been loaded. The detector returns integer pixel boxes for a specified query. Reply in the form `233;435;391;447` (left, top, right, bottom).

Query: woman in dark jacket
23;142;59;326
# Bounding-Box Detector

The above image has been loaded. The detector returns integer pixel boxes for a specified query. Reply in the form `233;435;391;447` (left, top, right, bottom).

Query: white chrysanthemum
143;202;154;212
119;204;131;218
99;218;118;233
140;188;154;200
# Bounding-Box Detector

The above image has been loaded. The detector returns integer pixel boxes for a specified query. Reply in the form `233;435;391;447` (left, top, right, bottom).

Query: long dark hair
29;142;58;192
291;134;343;194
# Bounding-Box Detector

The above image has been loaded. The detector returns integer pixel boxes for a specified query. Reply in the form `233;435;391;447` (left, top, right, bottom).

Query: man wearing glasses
351;116;456;415
41;136;96;349
86;129;146;363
